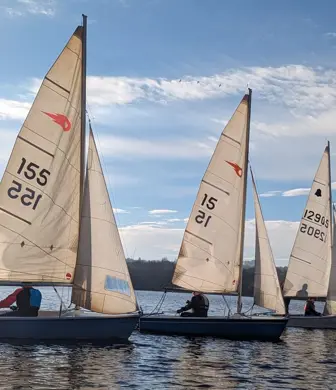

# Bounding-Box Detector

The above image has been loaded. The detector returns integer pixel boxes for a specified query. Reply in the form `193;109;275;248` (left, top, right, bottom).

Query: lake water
0;288;335;389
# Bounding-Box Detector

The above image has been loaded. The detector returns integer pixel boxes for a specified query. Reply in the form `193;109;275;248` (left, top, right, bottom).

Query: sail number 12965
301;208;329;243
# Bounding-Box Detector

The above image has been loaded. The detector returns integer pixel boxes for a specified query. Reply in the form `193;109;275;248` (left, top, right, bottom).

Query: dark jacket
304;299;320;316
179;294;209;317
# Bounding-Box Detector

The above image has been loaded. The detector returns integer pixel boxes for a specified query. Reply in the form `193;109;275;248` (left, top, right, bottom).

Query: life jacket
199;294;209;311
16;287;42;313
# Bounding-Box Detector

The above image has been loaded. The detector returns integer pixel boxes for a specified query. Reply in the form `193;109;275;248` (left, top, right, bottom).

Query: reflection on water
0;290;334;389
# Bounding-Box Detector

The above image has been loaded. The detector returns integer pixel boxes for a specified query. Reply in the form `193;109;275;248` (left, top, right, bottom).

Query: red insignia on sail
43;112;71;132
66;273;72;280
226;161;242;177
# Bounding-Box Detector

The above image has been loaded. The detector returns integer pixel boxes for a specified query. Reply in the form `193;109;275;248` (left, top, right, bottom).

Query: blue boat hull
139;315;288;341
0;311;139;342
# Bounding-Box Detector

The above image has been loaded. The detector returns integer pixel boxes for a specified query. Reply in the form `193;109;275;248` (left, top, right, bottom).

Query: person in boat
304;297;321;317
280;281;290;315
176;291;209;317
0;283;42;317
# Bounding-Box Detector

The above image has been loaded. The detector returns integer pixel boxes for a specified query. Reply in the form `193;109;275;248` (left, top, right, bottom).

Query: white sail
324;205;336;315
283;145;332;298
0;27;83;284
172;93;249;293
71;128;137;314
251;170;286;314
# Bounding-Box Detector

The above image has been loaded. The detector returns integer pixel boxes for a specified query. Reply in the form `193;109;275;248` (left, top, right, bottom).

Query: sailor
176;291;209;317
304;297;321;316
280;281;290;315
0;283;42;317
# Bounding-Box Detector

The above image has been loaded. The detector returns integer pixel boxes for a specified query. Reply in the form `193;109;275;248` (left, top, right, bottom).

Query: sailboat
0;15;139;341
139;89;288;341
283;143;336;328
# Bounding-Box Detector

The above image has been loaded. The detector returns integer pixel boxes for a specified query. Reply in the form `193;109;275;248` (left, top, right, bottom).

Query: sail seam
202;179;230;195
81;215;116;224
313;180;326;186
291;255;311;264
45;77;71;95
0;207;31;225
17;136;55;158
73;263;128;275
185;229;212;245
222;134;241;145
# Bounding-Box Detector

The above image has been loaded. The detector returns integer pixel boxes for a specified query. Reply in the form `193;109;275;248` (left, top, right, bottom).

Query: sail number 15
195;193;218;228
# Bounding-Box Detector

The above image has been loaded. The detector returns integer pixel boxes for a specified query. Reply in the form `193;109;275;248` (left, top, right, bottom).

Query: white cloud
5;64;336;120
4;7;23;17
120;224;183;260
258;182;336;198
259;191;282;198
166;218;183;222
0;99;30;120
149;209;178;215
139;221;168;226
113;208;130;214
97;134;213;160
2;0;56;17
282;188;310;197
119;219;299;264
325;32;336;38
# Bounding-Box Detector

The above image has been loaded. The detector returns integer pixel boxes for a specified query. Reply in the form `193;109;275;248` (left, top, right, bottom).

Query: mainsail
251;169;286;314
324;204;336;315
172;92;250;293
71;128;137;314
283;144;332;298
0;27;83;283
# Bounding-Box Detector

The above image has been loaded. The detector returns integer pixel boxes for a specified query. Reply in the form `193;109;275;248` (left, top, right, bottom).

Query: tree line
126;258;288;297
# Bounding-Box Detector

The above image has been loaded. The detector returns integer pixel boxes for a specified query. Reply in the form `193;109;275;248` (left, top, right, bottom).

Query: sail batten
284;145;332;298
71;127;137;314
251;169;286;314
171;92;249;293
0;27;83;283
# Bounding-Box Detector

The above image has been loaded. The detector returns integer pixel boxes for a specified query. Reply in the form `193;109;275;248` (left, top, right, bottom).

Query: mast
80;14;87;206
328;141;332;263
74;14;87;309
236;88;252;314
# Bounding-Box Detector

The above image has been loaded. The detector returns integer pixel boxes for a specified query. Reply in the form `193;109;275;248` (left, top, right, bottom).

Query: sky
1;0;336;265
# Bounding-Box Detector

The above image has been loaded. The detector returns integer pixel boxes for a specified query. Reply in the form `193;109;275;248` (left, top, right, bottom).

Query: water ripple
0;291;334;389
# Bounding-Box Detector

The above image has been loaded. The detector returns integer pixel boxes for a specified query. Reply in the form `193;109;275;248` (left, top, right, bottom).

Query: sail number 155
6;157;51;212
195;193;218;228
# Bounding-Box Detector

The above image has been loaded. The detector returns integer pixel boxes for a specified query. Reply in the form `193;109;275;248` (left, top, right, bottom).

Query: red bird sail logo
226;161;242;177
43;112;71;132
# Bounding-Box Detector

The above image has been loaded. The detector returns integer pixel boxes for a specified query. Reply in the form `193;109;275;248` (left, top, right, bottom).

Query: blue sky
1;0;336;264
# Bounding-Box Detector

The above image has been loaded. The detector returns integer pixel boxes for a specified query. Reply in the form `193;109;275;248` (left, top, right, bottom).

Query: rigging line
53;286;67;313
